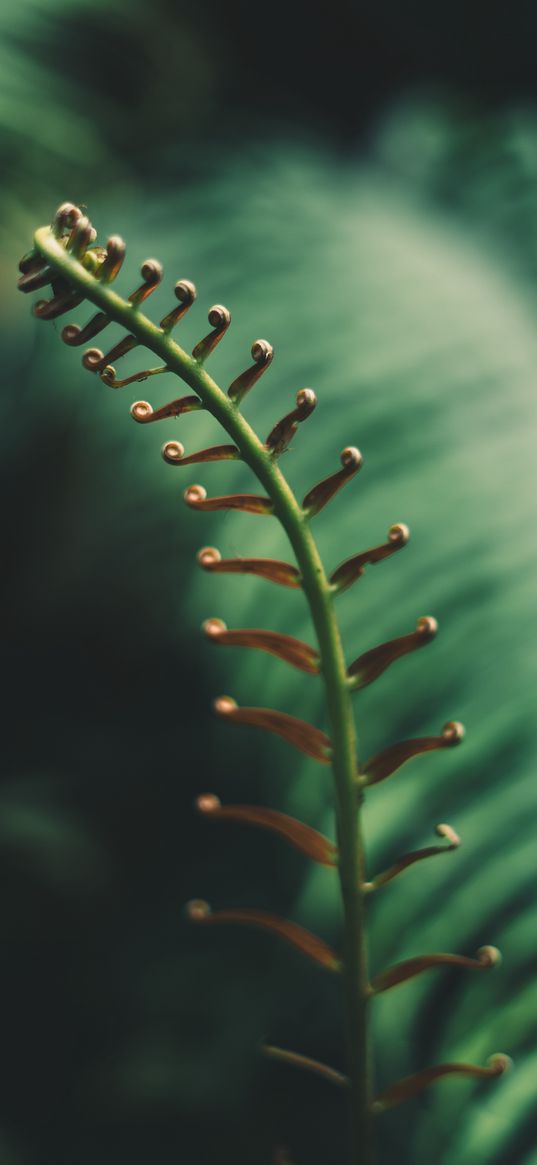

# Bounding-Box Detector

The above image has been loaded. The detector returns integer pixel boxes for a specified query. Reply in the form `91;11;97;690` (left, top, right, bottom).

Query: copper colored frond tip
213;695;238;716
186;905;339;970
140;260;163;286
195;793;222;814
162;440;185;463
130;400;153;421
105;235;125;257
185;899;212;921
266;388;317;454
196;799;337;865
54;200;79;220
228;338;274;403
370;945;501;994
435;822;461;846
212;699;331;762
163;441;239;466
372;1053;512;1113
143;259;162;280
203;623;319;674
160;279;197;331
443;720;465;742
98;236;126;283
362;721;465;785
53;202;82;236
197;546;221;566
302;446;363;516
478;945;502;967
252;339;273;363
128;260;163;307
196;546;300;587
130;393;202;424
184;484;207;505
390;522;410;544
203;618;227;638
416;615;438;637
99;366;117;386
102;363;168;389
365;822;462;892
297;388;316;409
348;615;439;690
184;486;273;515
82;347;104;370
175;279;197;304
330;521;410;593
209;304;231;328
341;446;362;468
68;216;95;259
192;306;232;362
82;334;137;374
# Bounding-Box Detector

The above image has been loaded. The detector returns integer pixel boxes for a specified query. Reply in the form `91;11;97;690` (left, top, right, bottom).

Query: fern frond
18;203;509;1165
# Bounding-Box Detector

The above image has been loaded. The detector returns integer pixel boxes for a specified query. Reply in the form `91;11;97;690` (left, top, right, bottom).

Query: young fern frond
18;202;511;1165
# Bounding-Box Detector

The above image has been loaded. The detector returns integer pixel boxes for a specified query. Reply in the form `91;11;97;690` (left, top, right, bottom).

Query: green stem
33;228;375;1165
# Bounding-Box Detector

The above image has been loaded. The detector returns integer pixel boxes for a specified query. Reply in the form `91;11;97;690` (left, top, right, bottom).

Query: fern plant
18;202;511;1165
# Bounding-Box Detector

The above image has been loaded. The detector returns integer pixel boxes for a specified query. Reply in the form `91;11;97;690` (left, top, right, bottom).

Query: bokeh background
3;2;537;1163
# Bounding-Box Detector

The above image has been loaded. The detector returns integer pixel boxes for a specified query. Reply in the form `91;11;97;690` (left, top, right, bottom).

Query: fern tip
131;400;153;421
98;235;127;283
435;822;461;846
330;521;410;592
174;278;197;303
195;793;222;814
265;387;317;454
389;521;410;545
160;278;197;330
162;440;185;462
213;695;238;716
477;944;502;967
52;202;82;237
365;822;461;891
185;898;212;921
442;720;465;743
184;484;207;506
302;446;363;516
192;304;231;362
197;546;221;566
203;617;228;639
488;1053;513;1074
163;441;239;465
184;486;273;514
228;338;273;403
416;615;438;638
372;1053;512;1113
68;215;96;260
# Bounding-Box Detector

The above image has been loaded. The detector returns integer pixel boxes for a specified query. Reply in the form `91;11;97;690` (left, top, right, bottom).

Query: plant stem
34;228;375;1164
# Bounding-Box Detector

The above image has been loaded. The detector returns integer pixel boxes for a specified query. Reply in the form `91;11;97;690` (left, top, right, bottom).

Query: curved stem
33;227;375;1165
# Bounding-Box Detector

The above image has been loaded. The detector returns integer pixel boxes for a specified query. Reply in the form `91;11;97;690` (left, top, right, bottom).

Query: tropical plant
17;201;512;1165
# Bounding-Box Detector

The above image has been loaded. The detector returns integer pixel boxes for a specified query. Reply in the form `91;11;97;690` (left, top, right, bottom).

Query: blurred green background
4;2;537;1163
